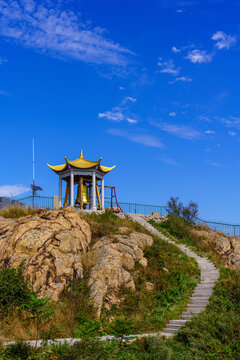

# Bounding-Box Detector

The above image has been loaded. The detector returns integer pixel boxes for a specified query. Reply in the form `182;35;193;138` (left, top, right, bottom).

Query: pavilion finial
80;149;83;159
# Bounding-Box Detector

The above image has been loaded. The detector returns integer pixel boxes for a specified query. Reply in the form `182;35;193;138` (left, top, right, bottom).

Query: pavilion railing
1;195;240;237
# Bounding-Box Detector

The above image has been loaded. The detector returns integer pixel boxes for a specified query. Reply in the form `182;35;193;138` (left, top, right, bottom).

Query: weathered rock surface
0;209;154;316
0;207;91;300
89;232;153;316
193;228;240;268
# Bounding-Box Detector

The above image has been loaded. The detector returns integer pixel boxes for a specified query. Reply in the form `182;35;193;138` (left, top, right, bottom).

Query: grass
82;209;150;245
150;216;224;266
102;235;199;333
149;216;240;359
1;212;239;358
0;211;200;342
0;206;37;219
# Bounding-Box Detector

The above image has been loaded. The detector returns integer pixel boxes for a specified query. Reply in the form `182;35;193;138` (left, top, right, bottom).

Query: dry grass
0;206;37;219
82;210;151;245
81;249;97;274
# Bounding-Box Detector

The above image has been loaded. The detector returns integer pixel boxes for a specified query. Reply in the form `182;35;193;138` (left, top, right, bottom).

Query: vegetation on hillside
1;205;239;359
151;213;240;359
0;209;199;356
0;205;37;219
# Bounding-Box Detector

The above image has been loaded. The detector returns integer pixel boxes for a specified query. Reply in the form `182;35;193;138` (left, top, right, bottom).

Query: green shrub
3;342;31;359
158;215;191;240
61;277;96;322
69;339;111;360
0;268;32;314
137;336;172;360
103;236;199;333
167;197;198;223
83;210;119;242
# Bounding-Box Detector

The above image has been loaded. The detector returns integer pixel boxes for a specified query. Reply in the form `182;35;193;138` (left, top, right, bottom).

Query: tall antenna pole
33;138;35;186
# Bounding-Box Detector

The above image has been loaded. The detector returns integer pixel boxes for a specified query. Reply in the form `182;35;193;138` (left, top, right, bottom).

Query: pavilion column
92;171;96;211
58;176;62;208
101;178;105;211
70;171;74;207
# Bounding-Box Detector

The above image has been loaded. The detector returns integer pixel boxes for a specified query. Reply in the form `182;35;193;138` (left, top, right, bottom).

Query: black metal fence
1;195;239;237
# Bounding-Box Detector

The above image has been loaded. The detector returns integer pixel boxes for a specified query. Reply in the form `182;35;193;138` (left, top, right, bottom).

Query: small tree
22;295;54;348
74;317;104;340
167;197;198;223
0;267;32;314
109;316;136;347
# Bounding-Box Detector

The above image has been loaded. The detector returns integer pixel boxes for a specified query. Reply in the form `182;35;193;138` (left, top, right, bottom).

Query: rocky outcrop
193;228;240;268
0;207;91;300
0;208;154;316
89;232;153;317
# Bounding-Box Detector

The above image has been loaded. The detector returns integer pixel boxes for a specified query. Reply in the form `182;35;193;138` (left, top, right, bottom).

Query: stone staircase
125;213;220;337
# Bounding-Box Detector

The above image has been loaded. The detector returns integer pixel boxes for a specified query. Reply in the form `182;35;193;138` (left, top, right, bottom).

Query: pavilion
47;150;115;211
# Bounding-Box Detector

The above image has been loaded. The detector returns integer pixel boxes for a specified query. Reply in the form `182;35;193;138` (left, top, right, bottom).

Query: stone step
182;314;194;320
162;328;179;334
195;285;214;290
165;324;183;330
193;290;213;296
182;311;194;316
188;301;208;306
200;279;218;284
187;304;206;308
190;298;210;302
186;308;204;313
128;215;219;338
187;308;205;313
198;283;215;286
169;320;188;325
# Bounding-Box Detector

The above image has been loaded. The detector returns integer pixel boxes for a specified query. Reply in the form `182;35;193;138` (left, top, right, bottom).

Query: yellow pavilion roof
47;150;115;174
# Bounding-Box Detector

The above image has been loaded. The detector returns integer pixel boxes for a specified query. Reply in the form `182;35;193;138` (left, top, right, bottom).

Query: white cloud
172;46;181;53
169;112;176;117
205;130;215;134
221;116;240;130
176;9;183;13
198;115;212;123
157;58;180;76
228;131;237;136
0;0;132;67
99;95;138;124
123;96;137;103
126;117;138;124
119;86;124;90
169;76;192;84
0;184;30;197
212;31;236;50
98;111;124;122
152;122;201;140
185;49;213;64
107;129;164;148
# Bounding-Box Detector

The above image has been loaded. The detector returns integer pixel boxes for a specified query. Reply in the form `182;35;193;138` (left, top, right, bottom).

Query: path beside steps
125;213;220;337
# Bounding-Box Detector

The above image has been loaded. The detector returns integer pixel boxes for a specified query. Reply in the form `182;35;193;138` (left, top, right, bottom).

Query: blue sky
0;0;240;222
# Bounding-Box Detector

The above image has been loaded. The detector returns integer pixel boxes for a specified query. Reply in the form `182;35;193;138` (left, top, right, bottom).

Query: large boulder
0;209;155;315
89;232;153;317
0;207;91;300
193;227;240;269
